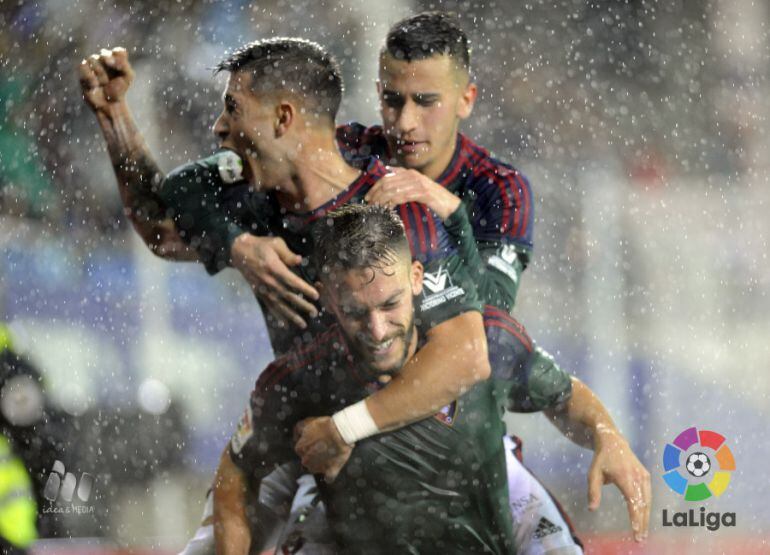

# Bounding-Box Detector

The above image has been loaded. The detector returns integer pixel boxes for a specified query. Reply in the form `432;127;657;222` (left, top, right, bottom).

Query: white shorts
178;462;332;555
503;435;583;555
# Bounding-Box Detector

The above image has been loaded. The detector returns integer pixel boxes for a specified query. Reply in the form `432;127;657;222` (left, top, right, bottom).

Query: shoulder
162;151;246;198
336;122;389;162
483;305;533;353
459;135;532;197
254;324;348;397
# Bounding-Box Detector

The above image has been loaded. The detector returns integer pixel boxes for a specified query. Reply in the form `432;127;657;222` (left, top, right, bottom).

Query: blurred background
1;0;768;553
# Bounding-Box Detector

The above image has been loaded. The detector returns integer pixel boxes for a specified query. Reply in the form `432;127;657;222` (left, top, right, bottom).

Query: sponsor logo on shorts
533;517;563;540
420;266;465;311
660;427;736;531
509;493;540;519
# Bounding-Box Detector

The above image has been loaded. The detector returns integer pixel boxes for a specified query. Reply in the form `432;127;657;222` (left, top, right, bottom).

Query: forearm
545;377;622;450
365;311;490;432
95;102;198;259
95;102;163;217
213;449;252;555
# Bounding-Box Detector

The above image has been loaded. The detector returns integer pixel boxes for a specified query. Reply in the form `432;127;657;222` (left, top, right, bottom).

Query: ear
410;260;424;297
376;79;383;97
457;82;477;120
274;101;295;137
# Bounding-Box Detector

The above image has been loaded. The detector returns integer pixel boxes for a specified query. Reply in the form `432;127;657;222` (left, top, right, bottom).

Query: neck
425;128;460;181
273;129;361;212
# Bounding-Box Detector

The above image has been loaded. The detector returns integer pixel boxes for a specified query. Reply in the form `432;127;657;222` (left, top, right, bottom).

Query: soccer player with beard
215;204;517;554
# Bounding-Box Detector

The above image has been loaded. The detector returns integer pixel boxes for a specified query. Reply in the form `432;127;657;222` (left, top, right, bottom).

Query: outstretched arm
78;47;194;260
545;377;651;542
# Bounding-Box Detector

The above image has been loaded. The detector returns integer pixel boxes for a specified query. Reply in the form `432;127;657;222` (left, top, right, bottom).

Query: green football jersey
231;325;516;554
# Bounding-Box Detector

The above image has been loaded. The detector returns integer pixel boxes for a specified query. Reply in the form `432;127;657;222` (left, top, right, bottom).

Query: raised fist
78;47;134;113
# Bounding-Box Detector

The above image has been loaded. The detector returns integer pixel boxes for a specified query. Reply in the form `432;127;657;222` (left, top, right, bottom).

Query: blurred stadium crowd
1;0;769;552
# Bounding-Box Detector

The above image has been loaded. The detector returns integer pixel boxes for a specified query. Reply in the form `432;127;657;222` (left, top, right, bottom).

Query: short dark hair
216;37;343;123
313;204;410;281
383;11;470;71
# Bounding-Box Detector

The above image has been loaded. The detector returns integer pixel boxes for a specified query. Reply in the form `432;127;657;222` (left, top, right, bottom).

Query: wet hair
313;204;410;282
216;37;343;123
383;11;470;71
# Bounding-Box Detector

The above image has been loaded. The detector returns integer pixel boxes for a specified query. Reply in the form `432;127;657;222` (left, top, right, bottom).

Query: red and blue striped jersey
336;123;534;253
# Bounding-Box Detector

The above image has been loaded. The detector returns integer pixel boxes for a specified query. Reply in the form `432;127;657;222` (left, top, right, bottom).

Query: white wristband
332;400;379;445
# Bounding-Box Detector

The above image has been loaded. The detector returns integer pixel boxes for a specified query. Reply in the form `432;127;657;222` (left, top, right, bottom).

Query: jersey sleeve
484;308;572;412
157;153;251;275
228;360;306;478
466;165;534;252
443;206;524;312
400;203;482;335
459;165;533;310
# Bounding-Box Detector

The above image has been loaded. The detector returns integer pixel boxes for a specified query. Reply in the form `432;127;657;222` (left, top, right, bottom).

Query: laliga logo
661;427;736;531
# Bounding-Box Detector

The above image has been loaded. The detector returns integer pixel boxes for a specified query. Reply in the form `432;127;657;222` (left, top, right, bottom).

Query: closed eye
382;91;404;109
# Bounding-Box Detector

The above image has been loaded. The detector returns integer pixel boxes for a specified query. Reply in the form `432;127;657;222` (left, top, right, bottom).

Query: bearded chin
350;313;416;379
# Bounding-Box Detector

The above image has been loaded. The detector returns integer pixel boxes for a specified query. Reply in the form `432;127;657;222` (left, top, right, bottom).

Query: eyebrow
413;93;441;102
342;288;405;313
378;289;405;307
382;89;441;102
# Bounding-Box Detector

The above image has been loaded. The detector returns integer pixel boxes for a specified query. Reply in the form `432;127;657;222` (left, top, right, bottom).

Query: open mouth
368;337;396;356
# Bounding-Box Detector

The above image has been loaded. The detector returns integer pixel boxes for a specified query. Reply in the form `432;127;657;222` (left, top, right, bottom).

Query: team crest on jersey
420;265;465;311
434;401;457;426
488;244;519;284
217;150;245;185
230;406;254;454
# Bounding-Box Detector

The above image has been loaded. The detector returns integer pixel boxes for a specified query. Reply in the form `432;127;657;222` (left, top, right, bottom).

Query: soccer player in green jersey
214;204;516;554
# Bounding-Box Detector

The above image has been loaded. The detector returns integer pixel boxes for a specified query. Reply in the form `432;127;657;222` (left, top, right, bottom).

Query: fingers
78;59;99;91
293;419;309;444
100;47;121;69
263;293;308;329
365;170;426;208
587;462;603;511
87;55;110;86
640;470;652;540
270;239;319;301
110;47;130;68
280;289;319;318
271;238;303;267
622;481;644;542
324;464;341;484
261;271;317;320
274;268;320;304
614;470;649;542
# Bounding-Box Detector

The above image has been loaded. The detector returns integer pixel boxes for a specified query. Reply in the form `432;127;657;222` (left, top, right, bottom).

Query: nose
213;112;229;142
394;101;417;137
366;312;390;343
